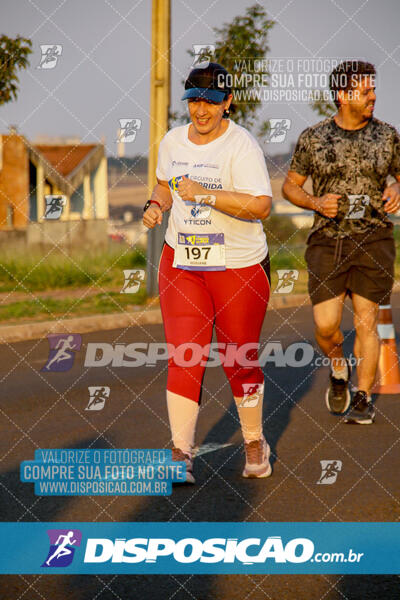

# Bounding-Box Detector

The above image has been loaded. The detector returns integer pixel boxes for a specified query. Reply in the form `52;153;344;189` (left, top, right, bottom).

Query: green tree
172;4;275;134
0;35;32;106
211;3;274;129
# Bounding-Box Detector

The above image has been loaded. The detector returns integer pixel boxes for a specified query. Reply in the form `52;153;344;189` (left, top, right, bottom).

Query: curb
0;307;163;344
0;294;311;344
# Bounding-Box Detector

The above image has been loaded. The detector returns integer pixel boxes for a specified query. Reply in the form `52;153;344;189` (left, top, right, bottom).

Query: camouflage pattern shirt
290;116;400;239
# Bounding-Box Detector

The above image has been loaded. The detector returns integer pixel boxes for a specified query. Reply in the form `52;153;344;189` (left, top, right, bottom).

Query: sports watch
143;199;161;212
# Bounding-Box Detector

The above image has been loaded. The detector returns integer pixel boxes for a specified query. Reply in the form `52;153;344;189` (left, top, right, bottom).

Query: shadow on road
63;342;318;599
1;323;398;599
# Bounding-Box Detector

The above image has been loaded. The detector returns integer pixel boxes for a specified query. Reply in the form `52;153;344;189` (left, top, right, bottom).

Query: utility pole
146;0;171;296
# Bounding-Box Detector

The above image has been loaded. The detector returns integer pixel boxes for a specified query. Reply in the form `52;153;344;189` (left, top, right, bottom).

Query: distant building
0;128;108;230
33;134;82;145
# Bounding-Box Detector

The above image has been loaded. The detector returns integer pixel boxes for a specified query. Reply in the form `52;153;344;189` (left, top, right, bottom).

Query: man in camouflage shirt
283;61;400;424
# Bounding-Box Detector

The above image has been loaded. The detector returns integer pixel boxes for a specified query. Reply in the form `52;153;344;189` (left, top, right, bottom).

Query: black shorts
305;227;395;306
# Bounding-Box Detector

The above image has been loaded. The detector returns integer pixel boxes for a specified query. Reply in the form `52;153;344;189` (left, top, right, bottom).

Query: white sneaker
172;447;195;484
242;436;272;479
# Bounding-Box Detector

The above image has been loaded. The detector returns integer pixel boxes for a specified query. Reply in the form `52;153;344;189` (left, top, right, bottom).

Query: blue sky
1;0;399;157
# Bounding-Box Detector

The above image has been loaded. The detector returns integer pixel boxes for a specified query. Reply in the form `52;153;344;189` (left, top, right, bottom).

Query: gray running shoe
172;447;195;483
242;436;272;479
344;391;375;425
325;359;352;415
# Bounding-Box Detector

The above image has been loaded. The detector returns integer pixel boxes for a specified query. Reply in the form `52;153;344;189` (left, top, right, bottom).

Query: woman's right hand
143;205;163;228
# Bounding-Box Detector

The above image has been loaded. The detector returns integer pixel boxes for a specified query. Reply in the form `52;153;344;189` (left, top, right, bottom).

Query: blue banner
0;522;399;574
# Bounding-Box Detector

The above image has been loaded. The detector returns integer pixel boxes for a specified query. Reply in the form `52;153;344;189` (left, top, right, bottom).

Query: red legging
158;243;270;402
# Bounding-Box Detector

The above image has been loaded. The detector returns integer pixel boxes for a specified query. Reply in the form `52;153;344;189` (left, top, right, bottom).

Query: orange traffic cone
372;304;400;394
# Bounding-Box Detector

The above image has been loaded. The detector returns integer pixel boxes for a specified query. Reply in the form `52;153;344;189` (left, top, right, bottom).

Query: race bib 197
173;233;226;271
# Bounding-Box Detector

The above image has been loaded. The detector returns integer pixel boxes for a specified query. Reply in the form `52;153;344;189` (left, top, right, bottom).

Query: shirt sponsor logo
168;174;189;191
184;219;212;225
201;182;223;190
184;204;212;225
193;163;219;169
190;205;212;218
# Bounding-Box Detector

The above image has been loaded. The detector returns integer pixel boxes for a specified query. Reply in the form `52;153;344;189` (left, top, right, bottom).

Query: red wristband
150;200;161;209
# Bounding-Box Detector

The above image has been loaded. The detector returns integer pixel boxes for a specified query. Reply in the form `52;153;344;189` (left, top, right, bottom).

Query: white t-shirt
156;119;272;269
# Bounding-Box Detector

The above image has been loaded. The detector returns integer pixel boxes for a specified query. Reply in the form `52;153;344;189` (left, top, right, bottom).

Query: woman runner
143;63;273;483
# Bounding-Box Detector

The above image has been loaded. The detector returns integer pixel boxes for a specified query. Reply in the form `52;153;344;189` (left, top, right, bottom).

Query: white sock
166;391;199;457
331;360;348;380
234;382;264;443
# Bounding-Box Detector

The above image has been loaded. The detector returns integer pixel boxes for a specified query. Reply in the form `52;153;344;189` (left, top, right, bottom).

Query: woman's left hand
177;176;206;202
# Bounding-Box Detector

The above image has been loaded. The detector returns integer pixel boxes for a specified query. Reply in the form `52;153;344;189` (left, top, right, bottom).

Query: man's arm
282;170;341;219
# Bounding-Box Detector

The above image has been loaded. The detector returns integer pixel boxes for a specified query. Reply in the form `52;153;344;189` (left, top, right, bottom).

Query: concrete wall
26;219;109;249
0;219;108;250
0;228;27;249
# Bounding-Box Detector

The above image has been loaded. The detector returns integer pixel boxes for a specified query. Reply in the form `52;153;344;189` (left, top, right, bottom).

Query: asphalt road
1;295;399;599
